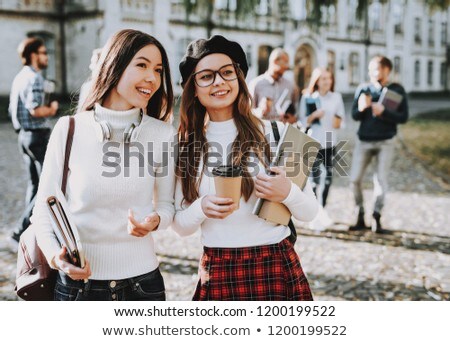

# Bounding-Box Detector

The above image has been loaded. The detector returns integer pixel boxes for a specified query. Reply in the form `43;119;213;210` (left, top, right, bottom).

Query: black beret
179;35;248;87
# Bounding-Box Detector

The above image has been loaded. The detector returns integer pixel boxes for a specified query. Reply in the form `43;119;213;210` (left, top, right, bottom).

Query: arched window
327;50;336;75
414;60;421;86
291;0;307;21
349;52;360;85
441;22;448;45
429;20;434;46
348;0;359;28
428;60;434;86
441;62;448;88
414;18;422;43
393;57;401;82
393;2;403;34
369;1;382;31
257;45;273;75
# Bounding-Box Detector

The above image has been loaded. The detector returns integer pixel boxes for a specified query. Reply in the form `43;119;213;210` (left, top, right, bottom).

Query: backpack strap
271;120;281;144
270;121;297;244
61;117;75;196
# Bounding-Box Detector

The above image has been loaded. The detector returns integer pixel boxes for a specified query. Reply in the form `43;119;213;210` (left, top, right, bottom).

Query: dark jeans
311;147;335;207
12;128;51;241
54;268;166;301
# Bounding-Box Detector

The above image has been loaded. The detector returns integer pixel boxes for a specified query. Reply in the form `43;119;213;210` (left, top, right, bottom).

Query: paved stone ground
1;96;449;301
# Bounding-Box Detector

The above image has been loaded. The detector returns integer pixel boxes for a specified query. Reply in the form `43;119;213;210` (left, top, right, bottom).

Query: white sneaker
310;216;327;231
319;208;333;228
308;206;333;231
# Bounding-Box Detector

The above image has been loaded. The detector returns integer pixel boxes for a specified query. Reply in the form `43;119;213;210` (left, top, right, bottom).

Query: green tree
181;0;259;37
424;0;450;11
181;0;341;36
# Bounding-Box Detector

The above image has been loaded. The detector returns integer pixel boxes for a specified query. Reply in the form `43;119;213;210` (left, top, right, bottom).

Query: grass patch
400;109;450;178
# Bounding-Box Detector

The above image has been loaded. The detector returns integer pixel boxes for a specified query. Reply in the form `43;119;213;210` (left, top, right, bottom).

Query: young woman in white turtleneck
32;29;175;301
174;35;318;301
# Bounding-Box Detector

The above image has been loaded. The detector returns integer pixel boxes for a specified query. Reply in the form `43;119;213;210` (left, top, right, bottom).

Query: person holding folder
173;35;318;301
31;29;175;300
299;67;345;229
349;56;408;233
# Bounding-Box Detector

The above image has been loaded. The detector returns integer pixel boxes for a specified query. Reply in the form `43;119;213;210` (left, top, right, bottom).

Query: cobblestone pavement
1;97;449;301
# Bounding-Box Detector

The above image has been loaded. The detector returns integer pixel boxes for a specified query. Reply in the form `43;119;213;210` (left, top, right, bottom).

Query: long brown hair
177;67;271;204
305;67;335;95
81;29;173;122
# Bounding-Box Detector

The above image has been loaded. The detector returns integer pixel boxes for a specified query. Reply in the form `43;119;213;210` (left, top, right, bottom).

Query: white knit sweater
172;119;319;247
33;104;176;280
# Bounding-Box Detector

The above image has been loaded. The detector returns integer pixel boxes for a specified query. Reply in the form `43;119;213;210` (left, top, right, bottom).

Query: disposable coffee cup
212;165;243;209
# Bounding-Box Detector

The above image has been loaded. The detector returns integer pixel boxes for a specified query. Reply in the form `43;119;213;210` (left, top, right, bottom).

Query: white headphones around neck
93;109;143;143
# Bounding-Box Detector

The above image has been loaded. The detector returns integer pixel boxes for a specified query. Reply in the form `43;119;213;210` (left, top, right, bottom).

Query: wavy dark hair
177;65;271;204
81;29;173;122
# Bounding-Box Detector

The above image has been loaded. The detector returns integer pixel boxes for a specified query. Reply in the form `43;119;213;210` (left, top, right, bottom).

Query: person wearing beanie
32;29;175;300
173;35;318;301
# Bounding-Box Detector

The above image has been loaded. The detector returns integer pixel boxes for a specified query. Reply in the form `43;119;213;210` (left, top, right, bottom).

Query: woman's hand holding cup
201;195;237;219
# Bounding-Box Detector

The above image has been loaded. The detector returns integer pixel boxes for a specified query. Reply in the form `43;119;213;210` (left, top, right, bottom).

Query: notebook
253;124;321;226
378;87;403;112
275;88;292;115
305;97;321;125
47;187;85;268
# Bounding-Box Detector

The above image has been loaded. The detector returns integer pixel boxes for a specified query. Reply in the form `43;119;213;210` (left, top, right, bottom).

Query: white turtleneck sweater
172;119;318;248
32;104;176;280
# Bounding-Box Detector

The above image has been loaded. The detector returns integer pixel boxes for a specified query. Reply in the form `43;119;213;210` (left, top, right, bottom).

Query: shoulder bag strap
61;117;75;196
270;121;297;244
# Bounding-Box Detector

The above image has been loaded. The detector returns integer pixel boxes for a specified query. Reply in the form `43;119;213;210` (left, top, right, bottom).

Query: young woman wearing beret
172;35;318;301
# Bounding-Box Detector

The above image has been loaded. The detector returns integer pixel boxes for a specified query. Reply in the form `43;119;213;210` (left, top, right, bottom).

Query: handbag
15;117;75;300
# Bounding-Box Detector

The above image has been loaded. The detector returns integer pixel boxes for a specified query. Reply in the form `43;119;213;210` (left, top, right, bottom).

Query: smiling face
103;44;163;111
194;53;239;121
317;70;333;93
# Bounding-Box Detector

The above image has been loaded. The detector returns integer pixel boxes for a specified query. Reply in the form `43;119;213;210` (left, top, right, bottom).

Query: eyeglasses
193;63;239;87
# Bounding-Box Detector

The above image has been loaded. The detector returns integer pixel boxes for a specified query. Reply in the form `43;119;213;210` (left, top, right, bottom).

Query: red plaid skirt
193;237;313;301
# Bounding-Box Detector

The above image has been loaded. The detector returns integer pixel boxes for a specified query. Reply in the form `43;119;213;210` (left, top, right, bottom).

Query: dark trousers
12;128;51;241
311;147;335;207
55;268;166;301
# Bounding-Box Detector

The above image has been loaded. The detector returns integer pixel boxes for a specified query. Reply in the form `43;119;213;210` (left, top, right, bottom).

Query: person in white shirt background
76;47;102;114
248;48;297;121
32;29;175;301
299;67;345;230
173;35;318;301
